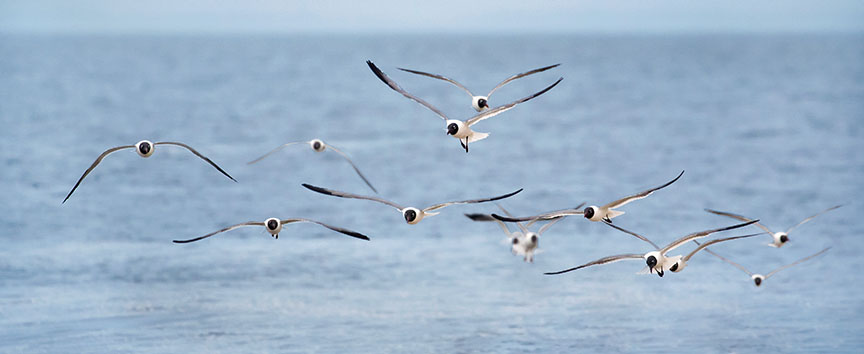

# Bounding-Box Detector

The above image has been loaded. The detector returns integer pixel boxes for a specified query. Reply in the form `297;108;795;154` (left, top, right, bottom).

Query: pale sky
1;0;863;34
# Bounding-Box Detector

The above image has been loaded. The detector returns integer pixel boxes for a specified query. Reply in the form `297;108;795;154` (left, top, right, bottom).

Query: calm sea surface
1;34;863;352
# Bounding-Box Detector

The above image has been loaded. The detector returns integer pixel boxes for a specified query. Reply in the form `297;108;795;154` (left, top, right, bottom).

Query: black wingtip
172;239;190;244
491;213;521;222
302;183;335;196
465;213;495;222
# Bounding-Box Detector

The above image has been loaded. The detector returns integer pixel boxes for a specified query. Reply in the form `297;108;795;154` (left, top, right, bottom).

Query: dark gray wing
247;142;304;165
62;145;135;203
466;77;563;126
602;221;661;250
544;254;644;275
660;220;759;255
397;67;474;97
786;205;842;234
367;60;450;121
486;63;561;97
281;218;370;241
602;170;684;210
173;221;263;243
765;247;830;279
155;142;237;182
423;189;523;212
704;208;774;234
323;143;378;193
302;183;404;210
682;233;764;262
490;203;587;223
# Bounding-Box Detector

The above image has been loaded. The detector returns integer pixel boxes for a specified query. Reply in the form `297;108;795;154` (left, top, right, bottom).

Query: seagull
465;204;563;262
172;217;370;243
63;140;236;203
492;170;684;224
397;64;560;112
303;183;522;225
665;232;765;273
367;60;562;153
544;219;758;277
248;138;377;193
700;246;831;287
704;205;842;248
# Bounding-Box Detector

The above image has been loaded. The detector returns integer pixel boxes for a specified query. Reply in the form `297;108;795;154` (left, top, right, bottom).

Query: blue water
1;34;863;352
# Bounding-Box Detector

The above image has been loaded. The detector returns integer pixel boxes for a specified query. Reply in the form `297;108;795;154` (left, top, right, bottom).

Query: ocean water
1;34;862;352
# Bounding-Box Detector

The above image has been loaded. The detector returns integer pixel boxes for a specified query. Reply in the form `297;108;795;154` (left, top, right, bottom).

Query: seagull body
701;246;830;286
545;219;759;277
465;204;562;262
705;205;841;248
397;64;561;112
172;217;369;243
492;170;684;224
367;60;562;152
248;138;377;193
303;183;522;225
62;140;236;203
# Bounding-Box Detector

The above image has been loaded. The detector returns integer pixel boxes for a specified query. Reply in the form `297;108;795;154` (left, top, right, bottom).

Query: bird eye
267;220;279;230
447;123;459;135
583;207;594;219
646;255;657;268
780;235;789;243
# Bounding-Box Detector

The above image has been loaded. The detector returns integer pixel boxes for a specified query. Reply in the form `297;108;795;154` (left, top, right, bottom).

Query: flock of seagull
61;60;840;288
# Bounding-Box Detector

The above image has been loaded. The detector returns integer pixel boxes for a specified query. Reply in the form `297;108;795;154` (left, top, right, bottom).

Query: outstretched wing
537;217;564;235
490;203;587;223
155;142;237;182
602;221;661;250
704;208;774;235
682;233;764;262
660;220;759;255
323;143;378;193
281;218;370;241
173;221;263;243
423;189;523;212
544;253;643;275
247;142;304;165
397;67;475;97
302;183;404;210
465;77;563;127
697;243;754;276
62;145;135;203
786;205;842;234
486;63;561;98
367;60;450;121
603;170;684;210
765;247;831;279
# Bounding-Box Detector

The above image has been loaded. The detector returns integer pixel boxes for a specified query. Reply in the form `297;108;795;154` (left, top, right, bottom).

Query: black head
646;255;657;268
477;98;488;109
583;207;594;219
447;123;459;136
266;219;279;231
312;141;322;150
754;277;762;286
138;142;151;155
512;238;519;245
669;262;679;272
530;234;538;243
780;235;789;243
404;209;417;223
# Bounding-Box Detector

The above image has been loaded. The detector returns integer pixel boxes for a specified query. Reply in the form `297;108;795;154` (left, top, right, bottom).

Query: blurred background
1;1;863;352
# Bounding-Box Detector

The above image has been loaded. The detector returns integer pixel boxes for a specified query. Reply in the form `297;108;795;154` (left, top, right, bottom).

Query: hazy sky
1;0;863;34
